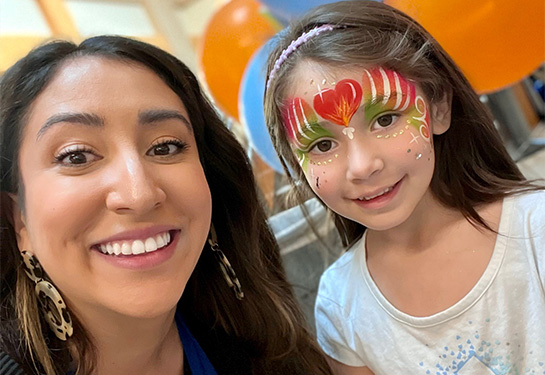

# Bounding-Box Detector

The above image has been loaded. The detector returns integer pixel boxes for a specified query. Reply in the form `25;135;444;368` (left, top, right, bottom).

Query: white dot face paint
281;63;444;232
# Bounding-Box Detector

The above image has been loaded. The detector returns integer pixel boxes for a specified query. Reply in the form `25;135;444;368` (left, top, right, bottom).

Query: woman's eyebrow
36;109;193;141
37;112;104;140
138;109;193;133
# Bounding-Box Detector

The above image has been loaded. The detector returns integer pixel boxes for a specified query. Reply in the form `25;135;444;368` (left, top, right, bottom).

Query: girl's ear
8;193;31;254
431;93;452;135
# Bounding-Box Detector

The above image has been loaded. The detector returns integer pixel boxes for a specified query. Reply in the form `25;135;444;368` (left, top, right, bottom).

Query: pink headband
266;24;339;89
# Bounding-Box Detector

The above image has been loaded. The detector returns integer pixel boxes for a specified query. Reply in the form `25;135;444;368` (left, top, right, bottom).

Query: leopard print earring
21;251;73;341
208;226;244;300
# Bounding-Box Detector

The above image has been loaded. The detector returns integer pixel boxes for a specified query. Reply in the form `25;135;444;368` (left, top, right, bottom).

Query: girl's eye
55;147;100;167
373;113;399;129
310;140;334;154
147;140;188;157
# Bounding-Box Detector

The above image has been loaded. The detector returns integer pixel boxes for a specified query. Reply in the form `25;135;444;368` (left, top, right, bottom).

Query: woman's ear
431;93;452;135
8;193;31;254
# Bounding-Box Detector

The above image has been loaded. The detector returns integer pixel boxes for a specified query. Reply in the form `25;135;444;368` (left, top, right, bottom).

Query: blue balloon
239;41;284;174
261;0;366;24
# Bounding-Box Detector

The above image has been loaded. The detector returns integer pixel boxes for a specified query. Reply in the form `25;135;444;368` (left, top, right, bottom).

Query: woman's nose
105;155;166;214
345;137;384;182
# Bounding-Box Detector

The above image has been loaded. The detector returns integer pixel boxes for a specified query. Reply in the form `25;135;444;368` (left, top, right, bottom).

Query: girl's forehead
287;62;410;96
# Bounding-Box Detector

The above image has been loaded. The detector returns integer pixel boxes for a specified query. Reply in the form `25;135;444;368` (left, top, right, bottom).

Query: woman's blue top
66;312;217;375
175;312;217;375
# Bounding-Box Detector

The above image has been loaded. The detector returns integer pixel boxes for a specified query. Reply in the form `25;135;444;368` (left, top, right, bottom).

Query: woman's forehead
22;56;190;140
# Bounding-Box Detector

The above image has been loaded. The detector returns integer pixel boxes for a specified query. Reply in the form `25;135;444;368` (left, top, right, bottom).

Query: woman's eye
55;148;99;166
373;114;399;128
147;140;187;157
310;140;334;153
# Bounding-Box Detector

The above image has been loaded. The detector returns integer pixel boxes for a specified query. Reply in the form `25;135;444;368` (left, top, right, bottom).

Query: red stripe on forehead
362;68;384;100
362;68;416;109
282;98;299;141
282;97;316;142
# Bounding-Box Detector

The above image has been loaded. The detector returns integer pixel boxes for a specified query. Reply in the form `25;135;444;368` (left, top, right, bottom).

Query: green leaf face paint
282;97;333;170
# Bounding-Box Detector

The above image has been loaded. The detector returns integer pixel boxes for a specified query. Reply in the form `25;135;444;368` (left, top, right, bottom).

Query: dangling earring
20;251;73;341
208;226;244;300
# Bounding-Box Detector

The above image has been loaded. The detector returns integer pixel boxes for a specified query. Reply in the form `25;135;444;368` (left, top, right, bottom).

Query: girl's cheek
304;159;339;194
396;123;433;162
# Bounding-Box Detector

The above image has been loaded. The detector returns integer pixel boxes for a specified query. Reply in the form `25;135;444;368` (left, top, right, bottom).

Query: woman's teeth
359;186;393;201
98;232;171;256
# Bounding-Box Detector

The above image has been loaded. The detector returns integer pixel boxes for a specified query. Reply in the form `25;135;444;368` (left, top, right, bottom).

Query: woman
0;36;332;375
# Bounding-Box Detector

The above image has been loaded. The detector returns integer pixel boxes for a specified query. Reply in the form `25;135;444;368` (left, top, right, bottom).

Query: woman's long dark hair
264;0;543;247
0;36;332;374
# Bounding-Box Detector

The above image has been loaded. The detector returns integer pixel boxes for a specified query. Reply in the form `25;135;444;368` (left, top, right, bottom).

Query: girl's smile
352;177;404;210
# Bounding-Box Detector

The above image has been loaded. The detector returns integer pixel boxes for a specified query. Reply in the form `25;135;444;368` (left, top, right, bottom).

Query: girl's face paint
281;63;450;232
313;79;362;127
282;97;334;170
361;67;430;142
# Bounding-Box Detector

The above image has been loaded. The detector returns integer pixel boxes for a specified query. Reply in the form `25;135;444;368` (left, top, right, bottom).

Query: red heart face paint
313;79;362;127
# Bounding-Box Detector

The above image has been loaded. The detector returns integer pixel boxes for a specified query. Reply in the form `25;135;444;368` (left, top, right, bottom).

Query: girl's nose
105;155;166;214
345;137;384;182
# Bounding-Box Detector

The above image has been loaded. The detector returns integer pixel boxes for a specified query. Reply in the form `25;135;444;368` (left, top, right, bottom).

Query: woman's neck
70;307;183;375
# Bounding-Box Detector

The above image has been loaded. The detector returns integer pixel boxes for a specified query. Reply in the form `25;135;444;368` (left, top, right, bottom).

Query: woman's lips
93;230;181;270
95;231;172;256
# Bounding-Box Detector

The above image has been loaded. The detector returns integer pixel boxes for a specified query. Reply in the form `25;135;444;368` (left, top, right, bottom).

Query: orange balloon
385;0;545;93
199;0;281;120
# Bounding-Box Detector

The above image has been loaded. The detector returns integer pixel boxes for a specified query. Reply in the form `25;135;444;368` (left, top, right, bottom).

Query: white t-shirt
315;191;545;374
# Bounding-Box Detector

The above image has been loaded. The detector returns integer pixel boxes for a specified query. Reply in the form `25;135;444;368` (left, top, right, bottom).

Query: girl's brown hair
264;0;542;247
0;36;332;374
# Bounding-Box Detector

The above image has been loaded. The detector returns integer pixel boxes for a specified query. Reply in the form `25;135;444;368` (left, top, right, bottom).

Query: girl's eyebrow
36;109;192;141
364;91;407;109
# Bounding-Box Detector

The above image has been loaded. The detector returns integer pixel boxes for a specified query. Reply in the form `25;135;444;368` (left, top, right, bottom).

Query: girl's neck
70;307;183;375
367;189;468;253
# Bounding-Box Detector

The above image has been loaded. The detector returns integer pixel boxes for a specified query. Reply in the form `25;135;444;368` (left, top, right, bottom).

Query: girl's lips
93;230;180;270
353;178;403;209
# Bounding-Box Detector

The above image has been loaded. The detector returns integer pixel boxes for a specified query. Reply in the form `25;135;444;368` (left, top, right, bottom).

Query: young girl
264;1;545;374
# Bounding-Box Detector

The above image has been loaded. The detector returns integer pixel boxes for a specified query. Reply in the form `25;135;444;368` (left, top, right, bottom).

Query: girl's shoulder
321;235;364;279
505;189;545;221
317;235;366;304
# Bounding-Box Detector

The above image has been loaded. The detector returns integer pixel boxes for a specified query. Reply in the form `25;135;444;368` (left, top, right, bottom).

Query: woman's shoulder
183;313;317;375
183;313;253;375
0;350;26;375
